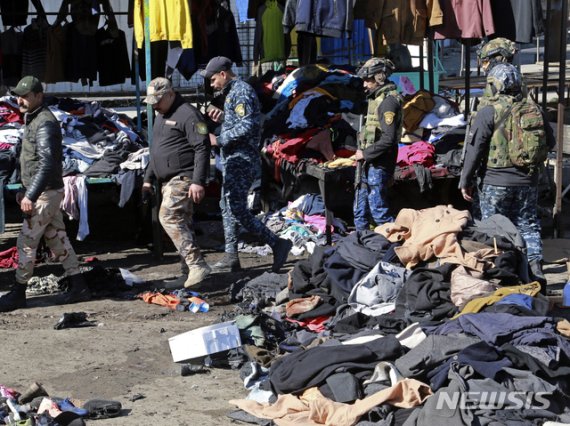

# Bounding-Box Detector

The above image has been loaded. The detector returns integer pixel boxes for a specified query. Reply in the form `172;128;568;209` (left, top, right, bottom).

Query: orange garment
229;378;432;426
139;292;180;310
375;205;488;271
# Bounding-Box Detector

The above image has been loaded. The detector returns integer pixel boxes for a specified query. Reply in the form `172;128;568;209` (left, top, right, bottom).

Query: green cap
11;76;43;96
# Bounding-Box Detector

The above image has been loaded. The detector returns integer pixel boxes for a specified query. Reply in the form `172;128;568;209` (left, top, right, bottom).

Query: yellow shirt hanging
134;0;193;49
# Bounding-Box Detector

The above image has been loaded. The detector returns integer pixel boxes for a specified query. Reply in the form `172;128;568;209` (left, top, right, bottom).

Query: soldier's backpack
498;98;548;171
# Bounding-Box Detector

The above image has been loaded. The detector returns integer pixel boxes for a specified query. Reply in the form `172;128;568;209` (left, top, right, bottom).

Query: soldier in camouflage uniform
143;77;211;288
468;37;519;220
353;58;403;230
202;57;292;273
478;37;517;75
460;64;555;289
0;76;91;312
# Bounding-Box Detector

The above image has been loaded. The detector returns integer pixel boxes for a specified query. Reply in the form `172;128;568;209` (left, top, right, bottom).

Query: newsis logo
435;391;552;410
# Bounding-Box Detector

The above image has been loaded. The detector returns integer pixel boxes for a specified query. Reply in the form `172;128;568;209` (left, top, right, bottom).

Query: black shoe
529;259;547;294
60;274;92;304
0;283;27;312
212;253;241;273
272;238;292;273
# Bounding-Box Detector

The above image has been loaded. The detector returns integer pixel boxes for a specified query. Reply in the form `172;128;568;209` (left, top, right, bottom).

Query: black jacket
144;93;210;185
20;104;64;202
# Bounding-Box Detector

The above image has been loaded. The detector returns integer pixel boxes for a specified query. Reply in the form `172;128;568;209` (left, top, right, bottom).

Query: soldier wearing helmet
478;37;517;74
460;63;555;289
353;57;403;230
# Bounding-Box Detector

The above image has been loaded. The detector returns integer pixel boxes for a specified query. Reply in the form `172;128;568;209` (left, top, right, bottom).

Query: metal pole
428;35;435;92
143;0;163;258
542;0;551;111
133;37;142;132
419;40;425;91
464;41;471;119
554;0;568;237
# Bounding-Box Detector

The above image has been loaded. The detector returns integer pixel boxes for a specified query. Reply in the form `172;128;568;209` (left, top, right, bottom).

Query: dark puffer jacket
20;105;64;202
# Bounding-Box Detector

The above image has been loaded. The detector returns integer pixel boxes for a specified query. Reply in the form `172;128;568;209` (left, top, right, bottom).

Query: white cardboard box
168;321;242;363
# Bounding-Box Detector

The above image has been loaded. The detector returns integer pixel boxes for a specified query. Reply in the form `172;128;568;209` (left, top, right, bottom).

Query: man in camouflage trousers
460;63;555;290
0;76;91;312
143;77;211;288
202;56;292;273
353;57;403;230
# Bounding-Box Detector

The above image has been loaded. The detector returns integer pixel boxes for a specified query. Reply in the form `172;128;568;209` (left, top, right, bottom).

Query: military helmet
478;37;516;62
357;58;395;79
486;63;522;94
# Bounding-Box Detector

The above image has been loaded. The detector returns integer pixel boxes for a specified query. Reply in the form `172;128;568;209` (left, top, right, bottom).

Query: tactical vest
362;83;403;150
487;94;515;168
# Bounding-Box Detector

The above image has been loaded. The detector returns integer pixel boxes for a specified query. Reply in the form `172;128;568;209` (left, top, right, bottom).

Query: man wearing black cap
142;77;212;288
0;76;91;312
201;56;292;273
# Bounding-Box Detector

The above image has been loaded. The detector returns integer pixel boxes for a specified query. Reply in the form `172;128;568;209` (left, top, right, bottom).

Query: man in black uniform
142;78;211;288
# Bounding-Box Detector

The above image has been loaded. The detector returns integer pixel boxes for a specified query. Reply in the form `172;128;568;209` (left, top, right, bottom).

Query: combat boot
211;253;242;273
184;263;212;288
60;274;92;304
0;283;27;312
272;238;293;273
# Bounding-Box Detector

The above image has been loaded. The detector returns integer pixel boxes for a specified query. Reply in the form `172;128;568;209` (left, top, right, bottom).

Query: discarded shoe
18;382;48;404
184;263;211;288
55;398;89;417
211;253;241;273
0;283;27;313
271;238;293;273
59;274;91;305
54;312;96;330
81;399;121;419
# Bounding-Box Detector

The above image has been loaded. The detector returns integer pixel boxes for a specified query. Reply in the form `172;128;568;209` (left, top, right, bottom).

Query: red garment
285;315;329;332
0;102;23;126
434;0;495;40
0;247;18;269
397;141;435;167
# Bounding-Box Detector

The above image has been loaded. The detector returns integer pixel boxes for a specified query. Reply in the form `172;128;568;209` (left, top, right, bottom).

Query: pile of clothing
220;205;570;425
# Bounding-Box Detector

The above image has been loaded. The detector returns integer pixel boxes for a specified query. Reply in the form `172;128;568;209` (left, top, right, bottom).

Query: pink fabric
0;246;18;269
397;141;435;167
434;0;495;40
303;214;328;234
61;176;79;220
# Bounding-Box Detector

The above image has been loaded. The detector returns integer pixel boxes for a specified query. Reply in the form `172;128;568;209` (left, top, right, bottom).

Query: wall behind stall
0;0;256;95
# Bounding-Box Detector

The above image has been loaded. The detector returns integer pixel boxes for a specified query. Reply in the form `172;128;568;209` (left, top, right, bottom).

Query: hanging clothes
0;28;23;86
254;0;286;63
134;0;193;49
0;0;29;27
433;0;495;40
44;24;67;83
295;0;355;38
96;27;131;86
21;18;48;80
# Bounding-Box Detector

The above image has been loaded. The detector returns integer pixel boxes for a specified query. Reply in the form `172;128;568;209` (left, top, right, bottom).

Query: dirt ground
0;193;569;425
0;203;293;425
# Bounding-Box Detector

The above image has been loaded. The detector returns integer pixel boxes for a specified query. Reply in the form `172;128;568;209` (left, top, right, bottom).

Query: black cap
200;56;233;79
11;76;43;96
